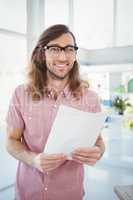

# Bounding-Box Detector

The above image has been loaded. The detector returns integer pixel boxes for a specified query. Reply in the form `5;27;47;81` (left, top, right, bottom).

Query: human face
45;33;77;81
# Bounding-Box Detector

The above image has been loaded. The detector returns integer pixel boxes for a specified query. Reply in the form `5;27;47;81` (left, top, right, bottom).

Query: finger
72;152;98;162
42;158;66;167
41;158;65;165
43;160;65;172
43;153;67;160
73;156;97;165
39;155;66;167
43;166;56;172
41;156;67;166
41;158;66;168
73;146;100;154
72;152;101;159
72;154;97;162
72;158;96;165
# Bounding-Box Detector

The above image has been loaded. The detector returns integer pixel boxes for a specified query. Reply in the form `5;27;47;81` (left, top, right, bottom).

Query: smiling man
6;24;105;200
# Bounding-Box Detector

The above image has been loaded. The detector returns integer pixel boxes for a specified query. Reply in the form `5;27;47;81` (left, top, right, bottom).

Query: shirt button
45;187;48;191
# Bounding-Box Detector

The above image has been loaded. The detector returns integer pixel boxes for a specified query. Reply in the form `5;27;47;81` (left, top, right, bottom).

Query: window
116;0;133;46
0;0;26;33
0;33;26;121
45;0;69;28
74;0;114;49
0;0;26;125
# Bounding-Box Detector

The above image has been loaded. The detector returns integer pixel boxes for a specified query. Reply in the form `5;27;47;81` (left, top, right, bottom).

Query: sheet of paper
44;105;107;155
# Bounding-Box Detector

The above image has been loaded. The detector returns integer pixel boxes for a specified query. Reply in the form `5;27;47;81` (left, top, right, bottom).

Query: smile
55;64;68;68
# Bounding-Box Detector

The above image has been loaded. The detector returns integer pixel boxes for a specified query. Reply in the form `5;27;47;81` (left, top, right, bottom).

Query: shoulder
13;84;25;95
83;87;100;100
82;88;101;112
12;84;29;101
14;84;29;94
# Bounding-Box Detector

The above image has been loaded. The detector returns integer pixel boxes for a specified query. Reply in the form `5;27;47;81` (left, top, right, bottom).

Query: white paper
44;105;107;155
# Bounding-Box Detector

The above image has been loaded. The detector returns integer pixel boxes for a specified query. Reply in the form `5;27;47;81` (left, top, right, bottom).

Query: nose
57;50;67;61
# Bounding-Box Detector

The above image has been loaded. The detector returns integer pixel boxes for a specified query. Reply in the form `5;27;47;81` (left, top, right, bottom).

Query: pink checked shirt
6;84;101;200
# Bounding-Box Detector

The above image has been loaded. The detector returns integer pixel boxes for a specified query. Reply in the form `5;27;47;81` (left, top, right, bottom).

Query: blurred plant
124;118;133;132
112;96;132;115
113;84;126;94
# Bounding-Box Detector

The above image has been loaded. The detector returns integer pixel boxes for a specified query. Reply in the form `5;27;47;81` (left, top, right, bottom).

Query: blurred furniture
114;185;133;200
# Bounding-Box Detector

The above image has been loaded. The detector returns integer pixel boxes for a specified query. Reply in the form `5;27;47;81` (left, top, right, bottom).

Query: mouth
55;64;68;68
55;64;69;72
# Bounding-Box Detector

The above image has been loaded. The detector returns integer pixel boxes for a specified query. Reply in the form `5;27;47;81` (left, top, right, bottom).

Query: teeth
56;65;66;67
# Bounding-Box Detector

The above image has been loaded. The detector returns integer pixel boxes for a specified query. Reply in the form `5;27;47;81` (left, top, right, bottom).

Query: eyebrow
44;44;78;51
46;44;75;48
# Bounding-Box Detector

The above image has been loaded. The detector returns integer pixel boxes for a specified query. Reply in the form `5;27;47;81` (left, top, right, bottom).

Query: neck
47;76;68;92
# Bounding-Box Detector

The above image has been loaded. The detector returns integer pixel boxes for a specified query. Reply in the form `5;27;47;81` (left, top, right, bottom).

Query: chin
56;73;69;80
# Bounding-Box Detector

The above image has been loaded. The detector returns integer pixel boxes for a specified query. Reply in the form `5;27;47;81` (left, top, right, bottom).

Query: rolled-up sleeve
6;87;24;130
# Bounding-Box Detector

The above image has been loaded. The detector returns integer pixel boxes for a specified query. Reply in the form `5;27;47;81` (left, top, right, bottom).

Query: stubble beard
46;67;72;80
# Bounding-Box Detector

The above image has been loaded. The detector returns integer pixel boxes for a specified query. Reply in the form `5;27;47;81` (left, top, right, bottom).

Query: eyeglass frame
43;44;78;57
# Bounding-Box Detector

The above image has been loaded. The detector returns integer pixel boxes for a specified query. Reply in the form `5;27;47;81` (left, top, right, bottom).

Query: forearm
6;138;37;167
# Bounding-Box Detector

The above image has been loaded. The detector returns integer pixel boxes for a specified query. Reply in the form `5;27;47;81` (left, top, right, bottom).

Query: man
6;24;105;200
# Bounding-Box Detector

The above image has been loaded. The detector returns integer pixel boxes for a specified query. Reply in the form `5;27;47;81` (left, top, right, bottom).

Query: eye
49;47;60;53
66;47;75;52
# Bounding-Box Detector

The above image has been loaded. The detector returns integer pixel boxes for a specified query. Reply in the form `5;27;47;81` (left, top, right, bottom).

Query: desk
114;185;133;200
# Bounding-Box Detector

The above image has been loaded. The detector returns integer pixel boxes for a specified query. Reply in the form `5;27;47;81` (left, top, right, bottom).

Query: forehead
48;33;75;46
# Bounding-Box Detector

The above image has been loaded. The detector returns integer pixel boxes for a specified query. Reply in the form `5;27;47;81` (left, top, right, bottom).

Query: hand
71;146;102;166
33;153;67;172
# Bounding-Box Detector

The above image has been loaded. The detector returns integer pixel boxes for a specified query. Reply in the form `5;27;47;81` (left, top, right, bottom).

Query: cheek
45;53;52;65
69;59;76;68
45;57;53;68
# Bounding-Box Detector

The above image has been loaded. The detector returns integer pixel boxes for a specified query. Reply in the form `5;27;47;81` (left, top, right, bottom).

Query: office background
0;0;133;199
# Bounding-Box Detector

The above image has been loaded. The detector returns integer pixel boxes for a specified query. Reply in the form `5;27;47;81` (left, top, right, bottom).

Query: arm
6;127;67;172
6;127;39;167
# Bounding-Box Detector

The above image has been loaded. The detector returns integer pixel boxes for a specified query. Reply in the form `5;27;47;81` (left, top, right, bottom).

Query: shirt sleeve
6;86;25;130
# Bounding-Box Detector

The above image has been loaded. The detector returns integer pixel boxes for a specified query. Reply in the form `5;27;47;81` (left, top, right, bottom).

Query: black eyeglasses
44;44;78;57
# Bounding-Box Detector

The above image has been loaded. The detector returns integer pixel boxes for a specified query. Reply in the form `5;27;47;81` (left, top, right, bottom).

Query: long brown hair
27;24;86;100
